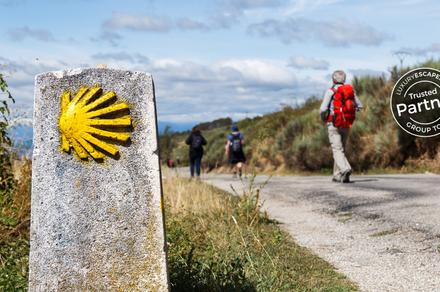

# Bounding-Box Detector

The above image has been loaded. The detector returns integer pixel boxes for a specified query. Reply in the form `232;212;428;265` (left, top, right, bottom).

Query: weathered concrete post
29;68;168;291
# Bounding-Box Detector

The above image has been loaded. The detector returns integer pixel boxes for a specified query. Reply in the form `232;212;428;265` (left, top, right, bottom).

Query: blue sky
1;0;440;129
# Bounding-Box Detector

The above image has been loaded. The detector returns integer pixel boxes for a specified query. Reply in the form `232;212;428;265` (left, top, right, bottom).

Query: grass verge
1;160;357;291
163;176;358;291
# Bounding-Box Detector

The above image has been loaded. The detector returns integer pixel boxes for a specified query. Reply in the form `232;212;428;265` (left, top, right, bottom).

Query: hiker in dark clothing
185;126;207;178
225;124;246;178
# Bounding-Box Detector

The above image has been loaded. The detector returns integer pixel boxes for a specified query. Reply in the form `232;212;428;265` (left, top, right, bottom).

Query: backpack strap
328;87;336;110
327;87;337;124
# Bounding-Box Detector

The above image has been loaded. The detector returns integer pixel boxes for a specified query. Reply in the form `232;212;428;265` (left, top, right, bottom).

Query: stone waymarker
29;68;169;291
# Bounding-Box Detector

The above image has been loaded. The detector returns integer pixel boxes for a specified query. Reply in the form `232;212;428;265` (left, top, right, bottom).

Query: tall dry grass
1;158;31;242
164;176;228;216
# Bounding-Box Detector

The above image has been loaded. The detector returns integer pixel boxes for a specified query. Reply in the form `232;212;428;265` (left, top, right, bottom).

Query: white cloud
90;30;123;47
283;0;343;15
220;0;286;12
7;26;56;42
0;57;66;108
102;0;288;34
149;58;327;123
349;68;388;77
211;0;287;28
1;55;328;125
288;56;329;70
91;52;149;64
396;43;440;56
103;12;225;33
176;18;210;31
218;59;297;87
248;18;391;47
151;59;221;83
103;12;172;32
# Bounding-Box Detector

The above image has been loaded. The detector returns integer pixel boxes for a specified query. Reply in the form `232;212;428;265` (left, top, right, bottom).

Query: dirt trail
201;173;440;292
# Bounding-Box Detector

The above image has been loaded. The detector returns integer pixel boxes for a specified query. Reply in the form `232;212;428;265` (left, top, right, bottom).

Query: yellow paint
59;86;132;160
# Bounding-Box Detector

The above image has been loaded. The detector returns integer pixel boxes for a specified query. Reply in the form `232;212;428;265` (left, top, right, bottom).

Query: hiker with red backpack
225;124;246;178
185;126;207;179
320;70;362;183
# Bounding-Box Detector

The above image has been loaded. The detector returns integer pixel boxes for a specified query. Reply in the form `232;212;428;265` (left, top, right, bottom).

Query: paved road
202;173;440;292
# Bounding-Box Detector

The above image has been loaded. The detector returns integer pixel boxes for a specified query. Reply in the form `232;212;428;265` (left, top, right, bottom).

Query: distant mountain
195;117;232;131
8;124;33;155
158;118;233;134
158;121;194;133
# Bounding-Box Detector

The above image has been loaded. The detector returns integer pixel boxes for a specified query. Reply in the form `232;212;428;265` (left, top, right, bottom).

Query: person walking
225;124;246;178
185;126;207;179
320;70;362;183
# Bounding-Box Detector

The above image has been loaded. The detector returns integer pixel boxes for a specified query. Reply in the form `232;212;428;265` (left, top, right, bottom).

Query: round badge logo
390;67;440;137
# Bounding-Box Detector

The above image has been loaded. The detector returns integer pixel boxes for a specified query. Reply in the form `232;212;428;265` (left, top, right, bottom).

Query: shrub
1;73;16;220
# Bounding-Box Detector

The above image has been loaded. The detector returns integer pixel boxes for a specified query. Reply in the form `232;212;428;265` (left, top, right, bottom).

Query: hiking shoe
332;177;340;183
341;170;352;183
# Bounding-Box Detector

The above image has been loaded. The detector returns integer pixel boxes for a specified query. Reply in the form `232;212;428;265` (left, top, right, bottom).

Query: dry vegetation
163;175;357;291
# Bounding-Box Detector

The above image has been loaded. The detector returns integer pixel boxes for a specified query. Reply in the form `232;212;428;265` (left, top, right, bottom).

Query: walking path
202;173;440;291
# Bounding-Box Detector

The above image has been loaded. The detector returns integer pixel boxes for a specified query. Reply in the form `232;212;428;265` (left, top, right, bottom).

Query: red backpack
327;84;356;128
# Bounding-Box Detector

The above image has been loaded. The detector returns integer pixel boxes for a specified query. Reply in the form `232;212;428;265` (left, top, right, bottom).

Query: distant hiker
320;70;362;183
166;158;175;168
185;126;207;179
225;124;246;178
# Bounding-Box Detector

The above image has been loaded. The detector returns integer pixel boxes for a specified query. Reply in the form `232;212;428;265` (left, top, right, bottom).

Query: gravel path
201;173;440;292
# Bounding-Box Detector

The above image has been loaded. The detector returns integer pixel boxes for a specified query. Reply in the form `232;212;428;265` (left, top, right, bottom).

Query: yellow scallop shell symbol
59;86;132;160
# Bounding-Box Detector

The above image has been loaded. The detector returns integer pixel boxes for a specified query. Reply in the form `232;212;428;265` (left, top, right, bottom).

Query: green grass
164;176;358;291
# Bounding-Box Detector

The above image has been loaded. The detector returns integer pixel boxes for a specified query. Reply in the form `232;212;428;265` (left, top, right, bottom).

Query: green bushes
1;73;16;227
201;128;229;170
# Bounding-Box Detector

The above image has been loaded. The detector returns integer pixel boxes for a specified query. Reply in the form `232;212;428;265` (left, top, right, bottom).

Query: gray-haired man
320;70;362;183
